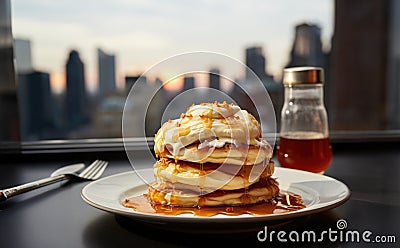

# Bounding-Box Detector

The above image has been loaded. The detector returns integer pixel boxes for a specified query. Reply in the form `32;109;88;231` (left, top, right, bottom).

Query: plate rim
81;167;351;224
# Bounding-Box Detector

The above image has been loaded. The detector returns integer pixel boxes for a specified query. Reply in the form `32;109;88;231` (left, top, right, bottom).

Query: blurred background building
209;68;220;91
17;71;57;140
97;48;116;97
245;46;274;82
236;46;283;129
182;76;195;92
286;23;325;68
285;22;331;116
65;50;88;131
125;75;141;93
14;38;33;73
329;0;393;130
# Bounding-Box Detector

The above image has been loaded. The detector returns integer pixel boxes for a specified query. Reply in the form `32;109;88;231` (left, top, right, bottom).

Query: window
4;0;400;145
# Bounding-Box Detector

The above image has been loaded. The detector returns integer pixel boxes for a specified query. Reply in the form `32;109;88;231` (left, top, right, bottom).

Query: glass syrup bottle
276;66;332;174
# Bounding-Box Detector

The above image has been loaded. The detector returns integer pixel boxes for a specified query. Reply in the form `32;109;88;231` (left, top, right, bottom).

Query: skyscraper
183;76;195;91
287;23;324;67
98;48;116;96
329;0;389;130
245;46;268;80
14;38;33;73
243;46;282;130
66;50;87;129
286;22;330;113
18;71;54;139
209;68;220;90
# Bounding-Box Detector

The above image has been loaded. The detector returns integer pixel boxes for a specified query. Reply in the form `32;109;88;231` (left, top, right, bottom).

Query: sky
11;0;333;94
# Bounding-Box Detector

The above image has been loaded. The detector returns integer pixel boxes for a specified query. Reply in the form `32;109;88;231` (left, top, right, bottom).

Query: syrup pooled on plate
122;191;305;217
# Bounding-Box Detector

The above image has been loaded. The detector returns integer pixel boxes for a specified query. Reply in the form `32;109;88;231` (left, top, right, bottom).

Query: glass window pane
10;0;400;141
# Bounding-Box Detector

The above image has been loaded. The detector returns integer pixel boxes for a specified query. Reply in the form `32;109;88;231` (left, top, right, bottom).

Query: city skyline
12;32;328;94
10;0;333;94
10;0;400;141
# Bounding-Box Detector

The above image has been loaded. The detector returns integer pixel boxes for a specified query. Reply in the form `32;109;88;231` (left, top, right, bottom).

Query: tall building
98;48;116;96
286;22;331;114
287;23;324;67
183;76;195;91
243;46;282;130
14;38;33;73
66;50;87;129
245;46;267;80
209;68;220;90
18;71;54;139
329;0;390;130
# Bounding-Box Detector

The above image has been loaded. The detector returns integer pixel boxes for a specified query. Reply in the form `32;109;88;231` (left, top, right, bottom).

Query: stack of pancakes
149;102;279;207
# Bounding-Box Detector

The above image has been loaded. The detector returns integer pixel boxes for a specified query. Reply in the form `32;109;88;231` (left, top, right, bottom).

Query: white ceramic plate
81;167;350;232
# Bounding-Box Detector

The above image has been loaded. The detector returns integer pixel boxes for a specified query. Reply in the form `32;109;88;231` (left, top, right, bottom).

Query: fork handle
0;174;68;202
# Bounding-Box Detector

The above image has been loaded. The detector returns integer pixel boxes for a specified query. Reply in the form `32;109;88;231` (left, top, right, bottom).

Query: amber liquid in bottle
276;132;332;173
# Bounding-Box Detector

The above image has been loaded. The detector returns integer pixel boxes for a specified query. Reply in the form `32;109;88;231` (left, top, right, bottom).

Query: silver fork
68;160;108;181
0;160;108;202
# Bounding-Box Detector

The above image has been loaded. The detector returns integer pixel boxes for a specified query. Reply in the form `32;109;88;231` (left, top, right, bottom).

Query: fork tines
79;160;109;180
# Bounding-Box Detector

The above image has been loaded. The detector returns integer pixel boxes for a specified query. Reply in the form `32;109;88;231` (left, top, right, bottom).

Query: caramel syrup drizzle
122;192;305;217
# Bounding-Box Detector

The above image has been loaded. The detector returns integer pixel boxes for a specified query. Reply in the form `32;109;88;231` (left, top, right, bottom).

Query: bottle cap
282;66;324;85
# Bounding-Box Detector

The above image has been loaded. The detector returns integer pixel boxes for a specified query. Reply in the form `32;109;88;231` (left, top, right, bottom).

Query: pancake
153;157;275;191
148;177;280;207
157;141;272;165
154;102;273;166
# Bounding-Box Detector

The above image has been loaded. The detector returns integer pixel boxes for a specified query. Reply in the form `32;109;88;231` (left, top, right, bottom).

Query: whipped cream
154;102;272;161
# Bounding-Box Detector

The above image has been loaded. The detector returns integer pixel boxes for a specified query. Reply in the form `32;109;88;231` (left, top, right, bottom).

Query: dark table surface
1;144;399;248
